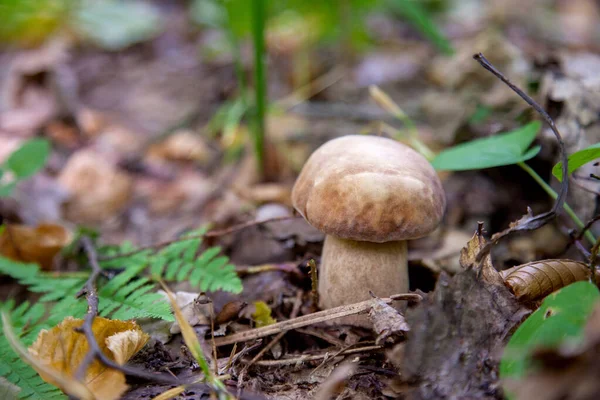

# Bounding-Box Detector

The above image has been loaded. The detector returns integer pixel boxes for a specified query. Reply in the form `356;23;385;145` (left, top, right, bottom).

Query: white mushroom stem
319;235;408;326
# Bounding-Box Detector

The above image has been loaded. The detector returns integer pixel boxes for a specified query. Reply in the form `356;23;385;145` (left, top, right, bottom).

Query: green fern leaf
0;303;65;400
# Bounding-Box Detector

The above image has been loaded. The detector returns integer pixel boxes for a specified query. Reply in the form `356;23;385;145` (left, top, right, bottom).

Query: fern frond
138;228;243;293
0;303;64;400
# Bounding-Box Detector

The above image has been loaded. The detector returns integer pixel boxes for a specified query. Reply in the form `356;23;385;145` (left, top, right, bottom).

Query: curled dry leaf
58;150;133;223
501;260;592;302
215;301;248;325
0;223;72;270
28;316;149;400
368;297;410;345
459;224;504;286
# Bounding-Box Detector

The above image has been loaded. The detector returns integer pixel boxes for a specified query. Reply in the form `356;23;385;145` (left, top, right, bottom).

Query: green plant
250;0;267;173
552;142;600;182
0;139;50;197
431;122;595;244
370;87;595;243
500;281;599;393
0;301;64;400
191;0;453;167
0;229;242;397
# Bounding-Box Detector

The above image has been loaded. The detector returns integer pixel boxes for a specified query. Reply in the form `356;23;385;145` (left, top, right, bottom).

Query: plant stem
251;0;266;175
518;162;596;244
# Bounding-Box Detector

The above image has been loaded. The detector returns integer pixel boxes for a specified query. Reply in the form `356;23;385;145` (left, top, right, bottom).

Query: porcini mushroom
292;135;445;325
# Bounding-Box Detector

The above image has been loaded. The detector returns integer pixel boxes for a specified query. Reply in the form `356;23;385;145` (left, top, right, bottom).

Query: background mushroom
292;135;446;325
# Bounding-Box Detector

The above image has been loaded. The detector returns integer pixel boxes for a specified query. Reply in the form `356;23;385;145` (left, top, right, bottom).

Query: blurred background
1;0;600;272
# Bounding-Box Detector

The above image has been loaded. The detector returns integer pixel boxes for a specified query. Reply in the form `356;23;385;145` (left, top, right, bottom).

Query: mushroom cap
292;135;446;242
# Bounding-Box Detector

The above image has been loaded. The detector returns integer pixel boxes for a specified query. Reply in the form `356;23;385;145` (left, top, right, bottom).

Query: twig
472;53;569;262
576;214;600;242
213;293;421;347
99;216;300;261
74;237;203;388
249;345;383;367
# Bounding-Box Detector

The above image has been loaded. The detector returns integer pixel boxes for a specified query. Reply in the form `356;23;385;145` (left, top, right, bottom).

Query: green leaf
432;121;542;171
5;139;50;180
500;281;600;381
552;142;600;182
386;0;454;55
73;0;162;50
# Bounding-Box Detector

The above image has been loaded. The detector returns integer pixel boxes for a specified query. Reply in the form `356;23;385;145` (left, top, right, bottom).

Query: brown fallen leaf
215;301;248;325
459;224;505;286
28;316;149;400
0;223;72;270
368;297;410;345
58;150;133;223
500;259;592;303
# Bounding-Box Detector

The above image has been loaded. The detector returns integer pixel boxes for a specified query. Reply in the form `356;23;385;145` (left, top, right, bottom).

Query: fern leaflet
0;302;65;400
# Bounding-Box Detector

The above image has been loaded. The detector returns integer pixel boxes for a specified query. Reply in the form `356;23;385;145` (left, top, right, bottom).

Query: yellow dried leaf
501;259;591;302
252;301;276;328
0;223;72;270
28;316;149;400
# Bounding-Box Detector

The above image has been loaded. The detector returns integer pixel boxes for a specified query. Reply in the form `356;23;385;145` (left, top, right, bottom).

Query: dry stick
472;53;569;262
99;215;300;261
213;293;421;347
251;345;383;367
74;237;205;388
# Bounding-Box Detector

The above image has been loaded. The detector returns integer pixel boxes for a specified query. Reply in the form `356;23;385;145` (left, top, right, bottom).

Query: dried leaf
0;223;72;270
215;301;247;325
459;224;504;286
1;312;93;400
28;316;149;400
501;260;591;302
162;291;211;335
368;298;409;344
58;150;133;223
252;301;276;328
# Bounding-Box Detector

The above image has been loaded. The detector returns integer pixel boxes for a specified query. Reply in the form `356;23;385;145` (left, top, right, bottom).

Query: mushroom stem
319;235;408;326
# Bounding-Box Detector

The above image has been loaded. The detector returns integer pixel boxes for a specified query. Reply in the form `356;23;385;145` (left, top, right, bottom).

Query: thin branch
213;293;421;347
472;53;569;261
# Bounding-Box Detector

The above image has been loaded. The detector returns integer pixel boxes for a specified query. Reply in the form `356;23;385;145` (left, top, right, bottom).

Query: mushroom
292;135;445;325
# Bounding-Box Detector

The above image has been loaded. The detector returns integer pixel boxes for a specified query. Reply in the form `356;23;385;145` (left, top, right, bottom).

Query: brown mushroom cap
292;135;446;242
